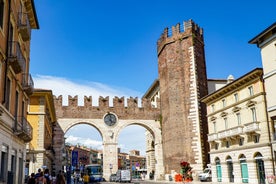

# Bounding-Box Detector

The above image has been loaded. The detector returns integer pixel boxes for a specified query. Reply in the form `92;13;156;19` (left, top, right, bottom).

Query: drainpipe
2;0;12;104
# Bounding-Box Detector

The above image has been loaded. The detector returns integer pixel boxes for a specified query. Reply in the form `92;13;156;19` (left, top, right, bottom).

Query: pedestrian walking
52;172;57;184
44;168;52;184
83;172;89;184
55;170;66;184
35;168;42;180
27;173;36;184
36;171;47;184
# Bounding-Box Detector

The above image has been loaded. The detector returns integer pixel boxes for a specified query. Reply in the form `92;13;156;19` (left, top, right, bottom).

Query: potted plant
180;161;193;182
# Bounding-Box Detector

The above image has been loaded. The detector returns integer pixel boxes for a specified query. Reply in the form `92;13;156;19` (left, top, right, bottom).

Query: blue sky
31;0;275;155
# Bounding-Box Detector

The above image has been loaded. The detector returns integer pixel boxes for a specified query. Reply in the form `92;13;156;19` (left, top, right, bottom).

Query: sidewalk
142;179;228;184
141;179;215;184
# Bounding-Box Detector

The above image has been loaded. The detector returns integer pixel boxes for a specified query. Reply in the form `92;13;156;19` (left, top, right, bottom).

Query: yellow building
202;68;274;184
0;0;38;183
27;89;57;175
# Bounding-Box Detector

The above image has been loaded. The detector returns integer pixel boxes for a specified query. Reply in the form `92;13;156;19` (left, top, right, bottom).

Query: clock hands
104;113;117;126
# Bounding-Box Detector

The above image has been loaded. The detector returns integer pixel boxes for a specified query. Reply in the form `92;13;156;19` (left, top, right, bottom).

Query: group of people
27;168;66;184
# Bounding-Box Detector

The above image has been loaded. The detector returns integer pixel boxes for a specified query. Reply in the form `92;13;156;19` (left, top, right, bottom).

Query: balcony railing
18;12;31;41
218;131;227;139
22;73;34;95
14;116;32;142
8;41;26;74
208;133;218;142
217;126;244;140
243;121;260;134
208;122;261;142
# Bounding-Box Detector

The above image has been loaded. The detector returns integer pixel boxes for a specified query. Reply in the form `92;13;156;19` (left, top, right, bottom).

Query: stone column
154;140;165;180
102;130;118;181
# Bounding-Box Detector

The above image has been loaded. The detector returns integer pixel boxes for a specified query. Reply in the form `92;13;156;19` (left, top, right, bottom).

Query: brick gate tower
157;20;209;174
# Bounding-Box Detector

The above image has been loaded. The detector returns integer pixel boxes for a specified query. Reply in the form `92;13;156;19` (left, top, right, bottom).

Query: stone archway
58;118;164;180
53;95;164;180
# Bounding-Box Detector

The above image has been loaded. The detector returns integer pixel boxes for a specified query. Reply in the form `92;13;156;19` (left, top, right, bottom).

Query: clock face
104;113;117;126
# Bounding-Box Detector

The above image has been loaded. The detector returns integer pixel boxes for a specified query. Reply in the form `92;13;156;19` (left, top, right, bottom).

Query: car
198;168;212;182
115;170;131;182
109;174;116;182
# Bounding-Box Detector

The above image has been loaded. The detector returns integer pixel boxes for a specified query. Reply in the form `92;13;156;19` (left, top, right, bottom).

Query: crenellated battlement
53;95;160;119
157;19;203;55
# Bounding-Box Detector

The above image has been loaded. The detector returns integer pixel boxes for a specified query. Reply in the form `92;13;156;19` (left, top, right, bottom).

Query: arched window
226;156;234;183
239;154;248;183
255;152;265;184
215;157;222;182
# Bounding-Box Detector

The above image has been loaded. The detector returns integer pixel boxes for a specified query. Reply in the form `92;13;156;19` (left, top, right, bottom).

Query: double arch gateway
59;116;164;180
54;95;165;181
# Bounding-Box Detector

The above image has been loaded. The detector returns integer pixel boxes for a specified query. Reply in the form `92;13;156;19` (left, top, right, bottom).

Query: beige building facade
202;68;274;184
27;89;66;175
0;0;38;183
249;23;276;179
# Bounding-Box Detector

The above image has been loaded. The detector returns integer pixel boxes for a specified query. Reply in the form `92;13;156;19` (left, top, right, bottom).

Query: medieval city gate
53;95;164;181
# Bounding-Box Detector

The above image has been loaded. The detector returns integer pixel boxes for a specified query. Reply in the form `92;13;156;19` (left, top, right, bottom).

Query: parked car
109;174;117;182
198;168;212;182
116;169;131;182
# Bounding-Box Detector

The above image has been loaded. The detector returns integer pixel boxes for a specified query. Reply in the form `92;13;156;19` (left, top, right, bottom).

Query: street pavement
69;179;214;184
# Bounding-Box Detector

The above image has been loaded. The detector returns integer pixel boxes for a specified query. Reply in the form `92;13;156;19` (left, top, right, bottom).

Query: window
234;93;239;102
224;118;228;129
5;78;11;110
213;121;217;133
215;143;219;150
15;91;19;117
211;104;215;112
226;141;230;148
0;145;8;181
253;134;260;143
0;0;4;29
248;86;254;96
236;113;241;125
11;149;16;175
251;107;257;122
21;100;25;117
222;99;226;108
239;155;248;183
18;157;23;184
239;138;244;146
215;158;222;182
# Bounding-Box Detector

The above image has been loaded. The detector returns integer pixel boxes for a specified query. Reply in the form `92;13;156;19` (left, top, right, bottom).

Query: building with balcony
201;68;274;184
0;0;38;183
249;23;276;176
26;89;58;175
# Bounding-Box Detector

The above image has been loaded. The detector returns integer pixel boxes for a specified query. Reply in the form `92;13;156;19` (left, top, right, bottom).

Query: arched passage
56;117;164;181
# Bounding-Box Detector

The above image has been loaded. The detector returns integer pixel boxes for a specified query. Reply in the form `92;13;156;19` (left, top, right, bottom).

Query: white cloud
33;75;147;155
65;135;103;150
33;75;143;106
